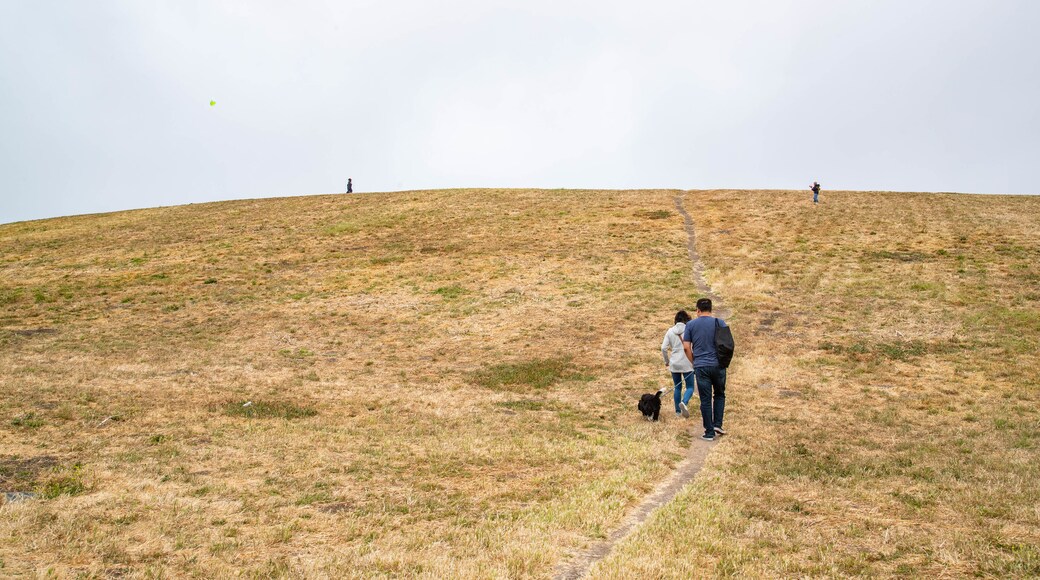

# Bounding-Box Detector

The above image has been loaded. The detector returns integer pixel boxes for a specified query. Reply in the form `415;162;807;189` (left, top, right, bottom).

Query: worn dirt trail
553;193;728;580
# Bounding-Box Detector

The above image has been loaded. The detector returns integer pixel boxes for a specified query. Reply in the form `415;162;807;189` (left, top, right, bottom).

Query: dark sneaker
701;433;715;441
714;427;727;435
679;402;690;418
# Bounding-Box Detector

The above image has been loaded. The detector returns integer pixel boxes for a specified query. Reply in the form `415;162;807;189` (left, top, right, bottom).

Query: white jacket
661;322;693;373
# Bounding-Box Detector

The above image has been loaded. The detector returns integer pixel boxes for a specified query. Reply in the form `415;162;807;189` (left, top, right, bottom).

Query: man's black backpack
714;318;735;369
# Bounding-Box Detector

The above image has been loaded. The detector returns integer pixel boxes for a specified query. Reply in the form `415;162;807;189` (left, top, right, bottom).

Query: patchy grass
221;400;317;420
495;399;554;412
639;210;672;220
473;358;587;392
321;221;360;236
868;249;931;262
0;285;22;305
10;412;44;429
0;456;85;500
370;255;404;265
0;456;60;492
38;464;87;499
819;338;931;361
432;284;469;300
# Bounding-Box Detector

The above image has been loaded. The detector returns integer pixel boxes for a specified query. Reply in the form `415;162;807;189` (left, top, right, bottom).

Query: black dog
638;388;665;421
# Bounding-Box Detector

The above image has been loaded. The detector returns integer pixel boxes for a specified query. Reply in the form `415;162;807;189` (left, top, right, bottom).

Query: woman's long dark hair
674;310;691;324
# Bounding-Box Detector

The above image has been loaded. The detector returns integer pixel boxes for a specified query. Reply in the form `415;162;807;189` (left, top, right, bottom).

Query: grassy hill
1;189;1038;577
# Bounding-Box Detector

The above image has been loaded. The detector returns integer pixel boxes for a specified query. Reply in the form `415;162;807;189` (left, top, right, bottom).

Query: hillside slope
2;189;1039;577
2;189;698;577
592;190;1040;578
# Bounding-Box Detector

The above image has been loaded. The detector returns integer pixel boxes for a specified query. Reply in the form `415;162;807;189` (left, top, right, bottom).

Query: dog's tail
655;388;665;398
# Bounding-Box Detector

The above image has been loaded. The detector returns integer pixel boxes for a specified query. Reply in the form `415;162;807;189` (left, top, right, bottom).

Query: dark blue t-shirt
682;316;727;368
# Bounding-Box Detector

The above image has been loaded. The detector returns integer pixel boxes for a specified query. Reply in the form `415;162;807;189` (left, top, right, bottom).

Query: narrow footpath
554;193;728;580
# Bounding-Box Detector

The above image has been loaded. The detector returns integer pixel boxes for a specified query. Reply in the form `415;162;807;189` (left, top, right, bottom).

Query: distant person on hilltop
683;298;730;441
811;181;821;204
347;178;353;194
662;310;695;418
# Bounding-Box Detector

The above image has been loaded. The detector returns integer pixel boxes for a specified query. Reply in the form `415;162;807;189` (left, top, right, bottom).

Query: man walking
347;178;353;194
683;298;728;441
811;181;820;204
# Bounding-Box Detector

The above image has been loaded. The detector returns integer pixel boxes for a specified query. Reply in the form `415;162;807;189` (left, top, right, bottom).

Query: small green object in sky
210;100;216;106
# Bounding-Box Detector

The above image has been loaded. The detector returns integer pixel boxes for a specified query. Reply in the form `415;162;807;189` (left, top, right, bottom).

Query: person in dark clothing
347;178;353;194
811;181;820;204
682;298;728;441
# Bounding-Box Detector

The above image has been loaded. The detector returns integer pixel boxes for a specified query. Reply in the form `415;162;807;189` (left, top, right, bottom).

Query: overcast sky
2;1;1038;223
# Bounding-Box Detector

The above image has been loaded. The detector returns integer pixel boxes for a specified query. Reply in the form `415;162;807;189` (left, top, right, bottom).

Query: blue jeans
694;366;726;435
671;371;695;413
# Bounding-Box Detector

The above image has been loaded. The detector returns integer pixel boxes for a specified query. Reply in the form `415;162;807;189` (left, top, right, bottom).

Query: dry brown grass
2;189;1038;578
1;189;703;577
591;190;1040;578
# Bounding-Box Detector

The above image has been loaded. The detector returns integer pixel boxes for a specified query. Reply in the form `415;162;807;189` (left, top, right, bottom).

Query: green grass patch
321;222;360;236
221;400;318;419
0;286;23;305
279;348;314;359
874;341;927;360
32;288;52;303
891;490;934;510
11;412;44;429
980;541;1040;576
295;491;333;506
209;540;239;554
474;358;590;392
971;307;1040;334
495;399;551;411
909;281;942;292
639;210;672;219
420;243;463;254
819;339;928;361
433;285;469;300
868;250;930;262
38;464;87;499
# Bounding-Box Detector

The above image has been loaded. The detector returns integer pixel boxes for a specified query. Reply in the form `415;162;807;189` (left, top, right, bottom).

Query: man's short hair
696;298;712;312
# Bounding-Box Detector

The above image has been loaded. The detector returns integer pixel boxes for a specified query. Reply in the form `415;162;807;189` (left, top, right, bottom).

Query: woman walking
662;310;695;417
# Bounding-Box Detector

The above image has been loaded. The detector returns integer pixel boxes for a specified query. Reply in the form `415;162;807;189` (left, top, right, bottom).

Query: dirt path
674;194;730;318
553;193;727;580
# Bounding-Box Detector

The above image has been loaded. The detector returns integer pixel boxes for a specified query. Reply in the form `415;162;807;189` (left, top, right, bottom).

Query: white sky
2;0;1038;223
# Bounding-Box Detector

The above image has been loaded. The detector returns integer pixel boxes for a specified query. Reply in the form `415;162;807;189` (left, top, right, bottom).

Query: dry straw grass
591;190;1040;578
1;189;699;577
1;188;1037;577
